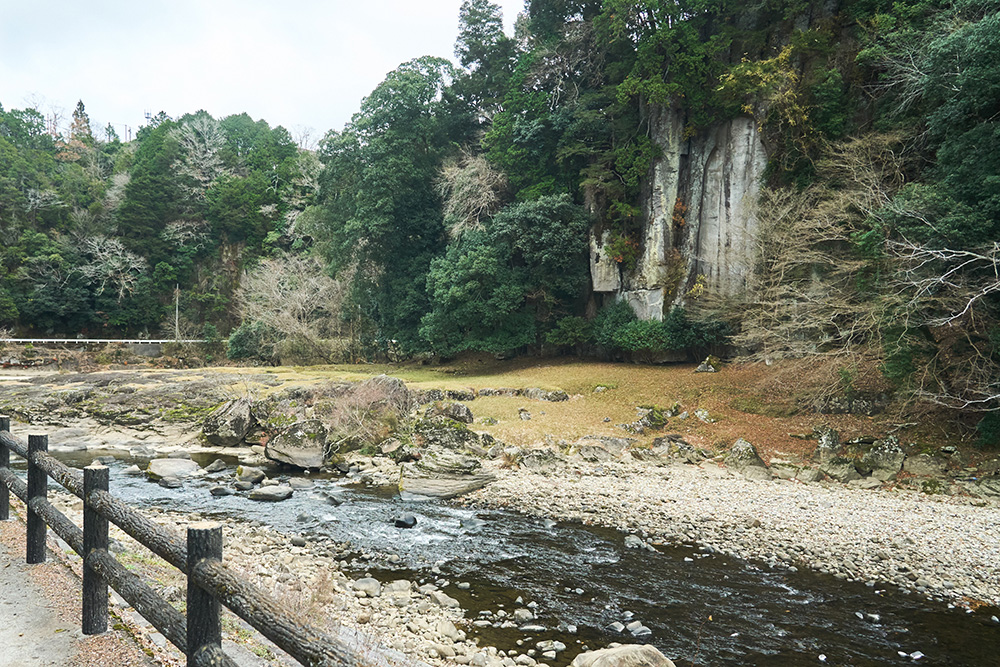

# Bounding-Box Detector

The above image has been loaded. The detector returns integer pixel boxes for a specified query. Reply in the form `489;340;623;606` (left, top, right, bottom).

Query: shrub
545;316;593;347
227;321;270;361
593;300;638;349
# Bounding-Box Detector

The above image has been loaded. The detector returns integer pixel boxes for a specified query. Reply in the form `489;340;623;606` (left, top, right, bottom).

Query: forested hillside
1;0;998;438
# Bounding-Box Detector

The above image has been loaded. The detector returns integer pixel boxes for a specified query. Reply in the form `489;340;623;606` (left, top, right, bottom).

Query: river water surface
36;450;1000;667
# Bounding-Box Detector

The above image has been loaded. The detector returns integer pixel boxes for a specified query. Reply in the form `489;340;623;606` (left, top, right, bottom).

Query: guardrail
0;417;360;666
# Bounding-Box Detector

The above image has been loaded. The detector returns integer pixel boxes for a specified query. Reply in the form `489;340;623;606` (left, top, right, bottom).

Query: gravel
464;458;1000;606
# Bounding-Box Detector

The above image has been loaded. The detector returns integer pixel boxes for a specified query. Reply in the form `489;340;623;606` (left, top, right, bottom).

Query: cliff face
591;107;767;319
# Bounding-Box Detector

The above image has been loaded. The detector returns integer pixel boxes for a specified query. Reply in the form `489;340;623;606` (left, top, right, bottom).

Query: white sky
0;0;525;144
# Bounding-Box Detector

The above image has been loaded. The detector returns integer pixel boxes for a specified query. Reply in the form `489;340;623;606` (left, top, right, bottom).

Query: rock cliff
592;107;767;319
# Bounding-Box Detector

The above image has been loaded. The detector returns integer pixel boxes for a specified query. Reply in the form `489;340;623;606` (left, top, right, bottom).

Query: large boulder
146;458;201;481
202;398;256;447
399;448;496;499
857;437;906;481
571;645;676;667
725;439;772;480
265;419;329;469
399;417;498;498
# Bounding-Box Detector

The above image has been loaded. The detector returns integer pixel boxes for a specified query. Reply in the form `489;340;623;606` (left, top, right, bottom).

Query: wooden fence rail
0;416;363;667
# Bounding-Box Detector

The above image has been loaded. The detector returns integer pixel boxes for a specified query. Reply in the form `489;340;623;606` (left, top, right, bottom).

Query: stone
813;426;840;463
694;356;719;373
571;645;676;667
431;402;474;424
795;468;823;483
234;481;255;491
395;513;417;529
725;439;771;480
512;609;534;623
399;423;497;498
202;397;256;447
819;459;861;483
288;477;314;489
204;459;228;473
158;476;183;488
236;466;266;484
265;419;329;469
428;591;461;608
247;486;293;502
353;578;382;597
903;454;948;477
857;437;905;481
520;448;560;470
146;458;200;481
436;619;461;641
209;485;233;497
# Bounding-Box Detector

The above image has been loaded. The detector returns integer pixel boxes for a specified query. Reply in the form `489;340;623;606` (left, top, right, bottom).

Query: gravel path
464;458;1000;607
0;505;158;667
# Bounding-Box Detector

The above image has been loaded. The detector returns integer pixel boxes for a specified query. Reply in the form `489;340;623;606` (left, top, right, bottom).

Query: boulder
236;466;266;484
158;476;183;489
571;645;676;667
523;388;569;402
209;485;233;497
428;402;474;424
819;459;862;483
399;457;496;499
857;437;906;481
265;419;329;469
695;356;719;373
395;513;417;528
903;454;948;477
813;425;840;463
725;439;772;480
204;459;228;473
574;436;635;460
203;398;256;447
353;578;382;597
146;458;200;481
427;590;461;608
400;419;498;498
520;448;561;470
248;485;293;502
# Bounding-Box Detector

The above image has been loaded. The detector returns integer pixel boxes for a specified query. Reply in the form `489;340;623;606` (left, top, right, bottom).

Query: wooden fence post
187;522;223;665
0;416;9;521
83;463;109;635
26;434;48;564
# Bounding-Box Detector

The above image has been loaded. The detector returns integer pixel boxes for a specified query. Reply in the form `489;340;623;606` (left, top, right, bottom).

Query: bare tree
235;254;349;363
437;151;507;238
728;133;909;361
169;115;228;204
78;236;148;301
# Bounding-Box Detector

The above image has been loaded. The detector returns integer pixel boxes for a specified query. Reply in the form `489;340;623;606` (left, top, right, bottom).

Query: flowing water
34;450;1000;667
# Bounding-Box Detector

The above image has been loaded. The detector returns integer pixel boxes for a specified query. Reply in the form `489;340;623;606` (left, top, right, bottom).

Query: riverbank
462;456;1000;609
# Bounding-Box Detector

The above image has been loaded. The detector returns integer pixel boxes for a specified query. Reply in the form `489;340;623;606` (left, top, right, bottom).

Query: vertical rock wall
592;106;767;319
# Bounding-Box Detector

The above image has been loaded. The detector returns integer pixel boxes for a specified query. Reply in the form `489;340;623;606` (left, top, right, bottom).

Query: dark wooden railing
0;416;362;667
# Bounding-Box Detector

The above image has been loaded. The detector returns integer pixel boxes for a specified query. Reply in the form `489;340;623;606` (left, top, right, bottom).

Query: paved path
0;518;156;667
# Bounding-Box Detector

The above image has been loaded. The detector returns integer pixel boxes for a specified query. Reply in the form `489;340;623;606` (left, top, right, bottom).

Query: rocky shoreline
462;457;1000;609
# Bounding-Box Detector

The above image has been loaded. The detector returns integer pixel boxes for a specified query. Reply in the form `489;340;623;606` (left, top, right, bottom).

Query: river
25;448;1000;667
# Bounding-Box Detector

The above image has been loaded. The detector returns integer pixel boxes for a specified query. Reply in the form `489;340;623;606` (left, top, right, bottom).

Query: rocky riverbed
462;458;1000;609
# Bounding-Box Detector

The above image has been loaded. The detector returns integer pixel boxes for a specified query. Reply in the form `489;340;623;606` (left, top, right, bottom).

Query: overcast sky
1;0;525;144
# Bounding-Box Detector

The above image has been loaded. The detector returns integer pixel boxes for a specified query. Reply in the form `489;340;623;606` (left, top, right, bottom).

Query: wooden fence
0;416;362;667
